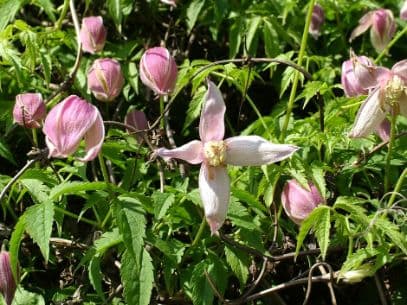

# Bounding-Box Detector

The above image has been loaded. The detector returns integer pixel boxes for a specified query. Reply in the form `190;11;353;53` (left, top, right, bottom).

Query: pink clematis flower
13;93;46;128
79;16;107;54
156;81;299;233
309;4;325;40
281;179;324;225
401;1;407;20
139;47;178;96
43;95;105;161
0;250;17;305
341;56;372;97
349;60;407;138
350;9;396;53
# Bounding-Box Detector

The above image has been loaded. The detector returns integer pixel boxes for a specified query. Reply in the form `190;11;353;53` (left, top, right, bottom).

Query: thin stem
31;129;38;148
387;168;407;208
280;0;315;141
375;26;407;63
191;217;207;247
160;95;165;129
101;209;112;229
245;94;272;139
384;113;397;192
55;0;70;30
98;153;111;185
54;206;100;228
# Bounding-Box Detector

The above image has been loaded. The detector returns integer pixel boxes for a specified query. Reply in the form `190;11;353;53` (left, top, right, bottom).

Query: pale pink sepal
199;80;226;143
155;140;203;164
390;59;407;84
80;110;105;162
79;16;107;54
341;59;367;97
350;11;374;42
349;88;386;138
352;54;388;90
199;164;230;234
370;9;396;52
375;119;391;142
225;136;299;166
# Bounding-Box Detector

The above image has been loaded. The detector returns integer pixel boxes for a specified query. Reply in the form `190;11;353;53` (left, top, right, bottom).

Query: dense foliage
0;0;406;304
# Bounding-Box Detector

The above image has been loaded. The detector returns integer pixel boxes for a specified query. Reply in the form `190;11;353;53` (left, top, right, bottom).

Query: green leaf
295;81;329;108
94;228;122;256
0;139;16;165
13;286;45;305
24;200;54;262
333;197;370;226
182;86;205;134
231;188;267;213
186;0;206;32
9;215;25;281
107;0;122;32
374;218;407;255
224;245;250;286
20;179;50;203
245;16;261;56
121;249;154;305
152;192;175;220
227;199;259;231
49;181;107;200
263;20;281;57
33;0;55;21
89;257;105;301
0;0;26;31
229;19;242;57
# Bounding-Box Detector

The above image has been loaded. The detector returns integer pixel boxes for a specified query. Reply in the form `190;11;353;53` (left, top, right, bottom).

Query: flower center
384;75;405;106
204;141;226;167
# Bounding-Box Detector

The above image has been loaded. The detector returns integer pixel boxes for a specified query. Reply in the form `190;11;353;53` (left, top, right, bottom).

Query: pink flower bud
281;180;324;225
43;95;105;162
139;47;178;96
79;16;107;54
87;58;124;102
309;4;324;39
401;1;407;20
0;251;17;305
13;93;46;128
350;9;396;53
124;109;148;143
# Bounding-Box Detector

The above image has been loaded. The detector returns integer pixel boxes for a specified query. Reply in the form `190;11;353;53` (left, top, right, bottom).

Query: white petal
225;136;299;166
199;80;226;142
349;87;386;138
155;140;203;164
199;164;230;234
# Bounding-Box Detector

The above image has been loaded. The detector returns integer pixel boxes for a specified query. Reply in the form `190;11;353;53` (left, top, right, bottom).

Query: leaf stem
387;168;407;209
55;0;70;30
280;0;315;141
54;206;100;228
191;216;207;247
375;26;407;63
384;113;397;192
98;153;110;185
160;95;165;129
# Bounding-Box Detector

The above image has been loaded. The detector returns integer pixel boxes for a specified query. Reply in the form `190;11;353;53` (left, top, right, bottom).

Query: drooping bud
281;179;324;225
351;53;389;90
43;95;105;162
309;4;325;39
341;59;368;97
0;251;17;305
87;58;124;102
124;109;148;143
350;9;396;53
13;93;46;128
139;47;178;96
401;1;407;20
79;16;107;54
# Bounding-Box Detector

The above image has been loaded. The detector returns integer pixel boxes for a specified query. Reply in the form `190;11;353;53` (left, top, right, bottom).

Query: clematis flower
349;60;407;138
0;250;16;305
160;0;176;6
124;109;149;143
341;56;372;97
309;4;325;39
13;93;46;128
43;95;105;161
87;58;124;102
155;81;299;233
401;1;407;20
79;16;107;54
281;179;324;225
350;9;396;53
139;47;178;96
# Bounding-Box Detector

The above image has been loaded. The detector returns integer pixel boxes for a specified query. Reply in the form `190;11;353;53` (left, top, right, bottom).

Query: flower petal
155;140;203;164
349;87;386;138
199;164;230;234
80;109;105;162
199;80;226;142
350;11;374;41
225;136;299;166
392;59;407;84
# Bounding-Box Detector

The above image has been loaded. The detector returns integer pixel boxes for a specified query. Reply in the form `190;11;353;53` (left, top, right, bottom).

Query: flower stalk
384;112;397;192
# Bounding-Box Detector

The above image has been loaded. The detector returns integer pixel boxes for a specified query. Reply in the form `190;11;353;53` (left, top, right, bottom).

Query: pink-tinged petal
401;1;407;20
199;164;230;234
79;110;105;162
155;140;203;164
225;136;299;166
79;16;107;54
13;93;46;128
391;59;407;84
352;54;389;90
374;119;391;142
370;9;396;52
341;59;368;97
349;87;386;138
199;80;226;142
350;11;374;42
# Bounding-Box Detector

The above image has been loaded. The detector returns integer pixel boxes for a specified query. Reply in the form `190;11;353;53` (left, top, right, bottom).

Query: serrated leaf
94;228;122;255
224;245;250;286
89;257;105;301
245;16;261;56
182;86;205;133
24;200;54;262
152;192;175;220
295;81;329;108
263;20;280;58
9;215;25;281
121;249;154;305
49;181;106;200
229;19;242;58
333;197;370;226
34;0;55;21
107;0;122;32
374;218;407;255
310;163;326;198
186;0;205;32
13;286;45;305
227;199;259;231
0;0;26;31
39;50;52;85
20;179;50;203
231;188;267;213
0;139;16;165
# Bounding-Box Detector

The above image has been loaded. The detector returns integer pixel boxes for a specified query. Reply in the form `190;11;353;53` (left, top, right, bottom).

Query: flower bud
341;59;368;97
87;58;124;102
79;16;107;54
139;47;178;96
309;4;324;39
350;9;396;53
43;95;105;162
281;179;324;224
124;109;148;143
401;1;407;20
0;251;17;305
13;93;46;128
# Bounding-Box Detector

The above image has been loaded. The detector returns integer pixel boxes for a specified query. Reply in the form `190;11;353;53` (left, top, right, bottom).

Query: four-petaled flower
156;80;299;233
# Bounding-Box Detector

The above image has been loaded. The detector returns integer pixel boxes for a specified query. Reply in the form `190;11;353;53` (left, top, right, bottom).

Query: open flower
43;95;105;161
13;93;46;128
350;9;396;53
309;4;324;39
281;179;324;224
79;16;107;54
341;56;372;97
349;60;407;138
0;250;16;305
156;81;299;233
